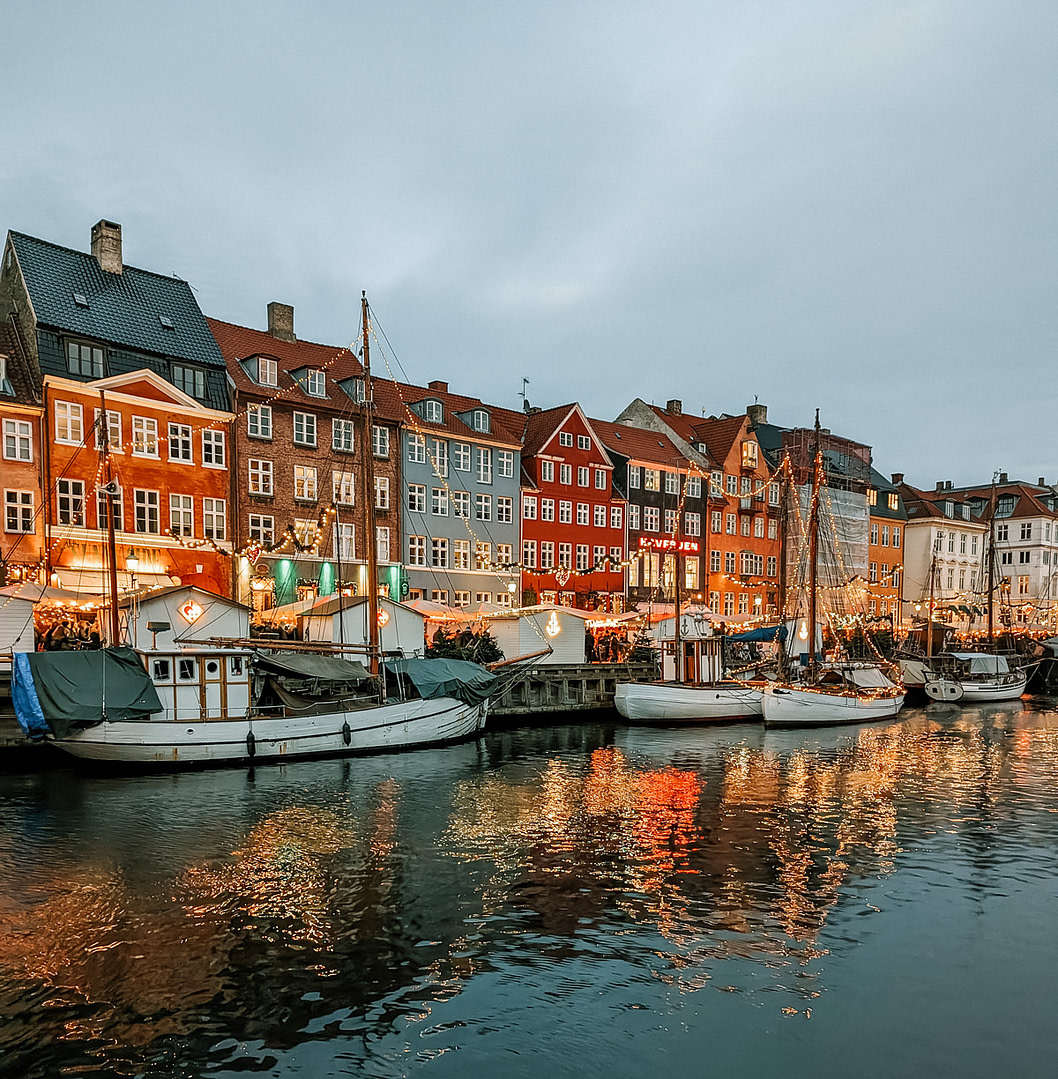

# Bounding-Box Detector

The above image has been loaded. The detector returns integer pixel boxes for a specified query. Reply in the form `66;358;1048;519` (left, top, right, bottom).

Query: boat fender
341;721;351;746
246;730;256;758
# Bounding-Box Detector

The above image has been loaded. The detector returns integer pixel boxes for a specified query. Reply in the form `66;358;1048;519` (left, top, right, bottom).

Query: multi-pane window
431;537;449;568
249;458;273;496
540;542;555;569
594;505;607;527
741;516;751;537
558;542;572;568
686;475;702;498
408;536;427;566
452;490;470;518
476;446;493;483
168;423;192;462
476;493;493;521
294;465;318;501
430;439;449;477
725;551;736;573
376;526;390;563
577;503;589;526
92;409;121;452
559;501;572;524
454;442;471;471
686;512;701;536
471;409;489;432
726;475;738;496
203;498;226;540
248;514;274;545
423;399;443;423
644;469;660;492
578;467;590;487
643;506;660;532
577;435;590;450
375;476;389;509
665;472;679;495
173;364;206;399
523;496;538;520
685;557;699;590
333;471;356;504
248;404;272;439
134;489;160;534
454;590;471;608
5;490;34;533
611;506;623;529
711;510;722;533
576;545;590;571
202;429;225;467
881;525;890;546
628;465;640;488
540;461;555;483
170;494;194;536
55;402;84;445
305;369;325;396
628;504;640;530
893;527;902;549
767;555;778;577
372;425;389;457
595;469;607;490
409;484;427;512
523;540;537;568
57;479;85;525
711;549;722;572
665;509;677;534
293;413;316;447
333;418;355;452
726;514;736;535
257;357;277;386
432;488;449;516
498;450;514;478
96;485;122;532
754;516;764;538
454;539;470;569
497;496;513;523
559;463;572;485
408;434;427;463
541;498;555;522
3;419;32;461
294;519;318;546
334;523;355;560
131;417;159;456
66;341;104;377
475;542;492;570
559;432;573;447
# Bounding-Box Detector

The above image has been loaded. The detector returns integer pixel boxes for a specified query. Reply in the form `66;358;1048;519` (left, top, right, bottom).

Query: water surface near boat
2;700;1057;1078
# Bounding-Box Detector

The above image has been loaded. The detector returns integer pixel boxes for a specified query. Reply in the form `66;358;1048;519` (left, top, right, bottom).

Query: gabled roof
0;319;39;406
371;378;524;446
590;418;688;468
9;231;224;368
208;317;367;411
686;414;748;468
521;403;577;457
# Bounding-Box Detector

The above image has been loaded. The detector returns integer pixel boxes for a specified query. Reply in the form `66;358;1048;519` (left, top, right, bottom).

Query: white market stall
300;595;426;656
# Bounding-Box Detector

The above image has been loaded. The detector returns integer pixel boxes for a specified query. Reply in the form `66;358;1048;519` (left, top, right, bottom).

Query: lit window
132;416;159;457
54;402;84;445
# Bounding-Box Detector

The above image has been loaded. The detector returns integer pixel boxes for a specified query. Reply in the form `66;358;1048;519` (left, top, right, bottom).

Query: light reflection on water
1;703;1058;1077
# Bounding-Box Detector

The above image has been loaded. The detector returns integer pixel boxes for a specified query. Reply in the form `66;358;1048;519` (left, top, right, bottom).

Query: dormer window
66;341;104;378
306;369;325;396
471;409;490;433
258;357;277;387
349;377;366;403
424;399;444;423
944;499;955;518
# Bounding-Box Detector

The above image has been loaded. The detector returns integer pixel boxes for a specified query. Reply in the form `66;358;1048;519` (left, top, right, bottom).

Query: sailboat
614;476;766;724
13;295;498;766
762;414;905;728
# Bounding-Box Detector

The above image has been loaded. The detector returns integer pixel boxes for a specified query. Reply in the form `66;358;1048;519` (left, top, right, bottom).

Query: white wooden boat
924;653;1028;703
763;679;904;727
615;680;763;723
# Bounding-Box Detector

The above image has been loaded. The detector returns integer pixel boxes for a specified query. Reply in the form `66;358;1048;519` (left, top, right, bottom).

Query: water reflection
1;703;1057;1076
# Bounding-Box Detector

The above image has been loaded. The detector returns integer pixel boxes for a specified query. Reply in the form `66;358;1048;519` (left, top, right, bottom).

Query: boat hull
763;684;904;727
51;696;487;767
955;673;1027;702
614;681;763;723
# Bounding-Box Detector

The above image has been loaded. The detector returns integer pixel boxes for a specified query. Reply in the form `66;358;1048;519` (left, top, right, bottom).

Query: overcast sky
5;2;1055;487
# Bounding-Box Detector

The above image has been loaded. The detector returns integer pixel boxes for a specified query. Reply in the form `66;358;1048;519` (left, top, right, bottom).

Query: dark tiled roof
0;319;39;406
10;231;225;368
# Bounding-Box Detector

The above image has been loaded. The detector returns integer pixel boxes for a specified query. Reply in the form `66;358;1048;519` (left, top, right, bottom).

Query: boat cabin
143;648;252;721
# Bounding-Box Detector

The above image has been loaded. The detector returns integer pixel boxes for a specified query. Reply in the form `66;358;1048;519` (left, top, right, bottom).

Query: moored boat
615;679;763;722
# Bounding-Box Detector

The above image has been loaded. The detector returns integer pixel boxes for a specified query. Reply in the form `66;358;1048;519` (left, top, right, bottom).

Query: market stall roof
0;583;103;606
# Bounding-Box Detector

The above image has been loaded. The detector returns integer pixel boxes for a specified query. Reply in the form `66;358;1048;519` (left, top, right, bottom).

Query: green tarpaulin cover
254;652;371;682
24;647;163;736
385;658;497;706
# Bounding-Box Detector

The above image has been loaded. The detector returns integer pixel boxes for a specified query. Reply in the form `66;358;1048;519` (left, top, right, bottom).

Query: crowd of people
36;620;101;651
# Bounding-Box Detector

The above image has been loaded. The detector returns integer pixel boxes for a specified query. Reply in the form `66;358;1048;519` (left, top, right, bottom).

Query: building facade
866;469;907;623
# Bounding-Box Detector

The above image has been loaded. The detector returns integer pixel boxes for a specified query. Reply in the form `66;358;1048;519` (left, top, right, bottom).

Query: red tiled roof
590;418;688;468
369;377;524;446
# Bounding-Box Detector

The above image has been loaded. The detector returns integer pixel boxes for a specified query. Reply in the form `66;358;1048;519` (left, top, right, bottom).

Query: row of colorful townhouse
5;218;1055;630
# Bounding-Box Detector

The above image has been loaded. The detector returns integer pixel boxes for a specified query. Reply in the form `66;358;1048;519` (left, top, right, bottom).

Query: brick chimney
999;472;1008;484
666;399;682;415
267;302;295;342
746;402;768;426
891;473;904;486
91;220;123;274
429;380;448;393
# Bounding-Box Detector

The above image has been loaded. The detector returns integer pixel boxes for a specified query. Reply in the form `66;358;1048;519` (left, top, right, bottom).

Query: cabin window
178;658;197;681
152;659;171;682
230;656;244;677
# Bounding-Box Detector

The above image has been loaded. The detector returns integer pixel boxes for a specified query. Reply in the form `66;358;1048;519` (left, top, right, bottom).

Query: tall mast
987;473;997;642
361;293;381;677
807;411;821;678
776;454;790;679
673;547;683;683
99;390;120;645
926;547;936;661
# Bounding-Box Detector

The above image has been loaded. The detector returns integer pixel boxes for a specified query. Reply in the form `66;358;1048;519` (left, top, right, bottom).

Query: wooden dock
488;661;656;721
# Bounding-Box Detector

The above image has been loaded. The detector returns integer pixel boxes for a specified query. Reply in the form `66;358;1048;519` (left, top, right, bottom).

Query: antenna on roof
520;377;531;412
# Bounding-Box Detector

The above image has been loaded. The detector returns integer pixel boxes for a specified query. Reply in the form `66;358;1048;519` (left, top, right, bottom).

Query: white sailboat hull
953;672;1027;702
51;696;488;766
614;681;763;723
763;684;904;727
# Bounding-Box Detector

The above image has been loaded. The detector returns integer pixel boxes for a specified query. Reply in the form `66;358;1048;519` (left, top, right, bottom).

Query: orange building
866;469;906;623
44;371;233;597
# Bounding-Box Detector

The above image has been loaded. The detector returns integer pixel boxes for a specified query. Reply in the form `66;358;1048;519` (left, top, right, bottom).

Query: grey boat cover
13;647;163;739
254;652;371;682
385;657;497;706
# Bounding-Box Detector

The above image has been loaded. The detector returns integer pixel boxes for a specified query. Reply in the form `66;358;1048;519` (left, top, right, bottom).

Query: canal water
2;701;1058;1079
